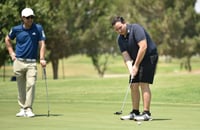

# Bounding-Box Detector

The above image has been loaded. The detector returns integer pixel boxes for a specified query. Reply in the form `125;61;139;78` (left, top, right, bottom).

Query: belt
17;58;36;62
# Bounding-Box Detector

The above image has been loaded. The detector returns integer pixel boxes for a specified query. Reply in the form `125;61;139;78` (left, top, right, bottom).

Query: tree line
0;0;200;79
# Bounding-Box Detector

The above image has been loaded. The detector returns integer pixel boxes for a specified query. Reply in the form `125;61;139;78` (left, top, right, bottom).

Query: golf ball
137;121;142;125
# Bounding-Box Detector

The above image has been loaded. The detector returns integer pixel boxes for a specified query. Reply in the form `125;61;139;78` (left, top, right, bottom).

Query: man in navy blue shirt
111;16;158;121
5;8;46;117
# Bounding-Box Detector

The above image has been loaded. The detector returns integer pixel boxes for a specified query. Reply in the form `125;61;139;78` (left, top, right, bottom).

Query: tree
157;0;200;71
0;0;22;67
124;0;200;71
42;0;72;79
60;0;116;77
0;0;72;79
2;0;200;79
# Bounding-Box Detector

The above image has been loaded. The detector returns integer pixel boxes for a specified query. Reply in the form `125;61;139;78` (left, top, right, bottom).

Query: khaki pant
13;59;37;109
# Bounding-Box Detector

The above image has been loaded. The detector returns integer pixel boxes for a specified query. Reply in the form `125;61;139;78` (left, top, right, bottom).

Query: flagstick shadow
35;114;63;117
151;118;172;121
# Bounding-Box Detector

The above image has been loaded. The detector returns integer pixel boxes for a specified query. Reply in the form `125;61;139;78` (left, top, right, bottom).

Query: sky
195;0;200;13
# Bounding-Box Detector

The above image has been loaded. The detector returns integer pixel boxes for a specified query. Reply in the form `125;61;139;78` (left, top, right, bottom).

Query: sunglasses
25;16;34;19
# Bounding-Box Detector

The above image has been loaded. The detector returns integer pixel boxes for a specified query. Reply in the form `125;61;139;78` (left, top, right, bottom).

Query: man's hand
132;64;139;77
40;59;46;68
10;52;16;61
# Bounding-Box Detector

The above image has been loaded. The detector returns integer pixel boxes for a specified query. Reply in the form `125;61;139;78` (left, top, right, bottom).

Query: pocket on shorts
150;55;158;65
13;60;22;76
27;64;37;79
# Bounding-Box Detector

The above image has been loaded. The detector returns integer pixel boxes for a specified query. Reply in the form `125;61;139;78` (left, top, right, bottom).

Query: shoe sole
134;118;153;121
25;114;35;118
16;115;26;117
120;117;134;120
16;114;35;117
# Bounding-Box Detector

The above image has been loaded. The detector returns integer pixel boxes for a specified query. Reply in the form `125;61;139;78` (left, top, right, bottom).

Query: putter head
114;111;122;115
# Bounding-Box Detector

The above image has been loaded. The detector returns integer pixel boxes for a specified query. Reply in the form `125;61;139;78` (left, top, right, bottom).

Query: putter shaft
115;77;133;115
43;68;50;117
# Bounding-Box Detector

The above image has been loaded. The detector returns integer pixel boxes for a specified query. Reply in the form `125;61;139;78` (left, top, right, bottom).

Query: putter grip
130;75;134;83
43;68;46;79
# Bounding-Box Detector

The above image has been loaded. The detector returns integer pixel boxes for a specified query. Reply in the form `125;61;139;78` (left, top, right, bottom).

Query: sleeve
8;28;16;40
132;24;146;43
36;24;46;41
117;35;127;53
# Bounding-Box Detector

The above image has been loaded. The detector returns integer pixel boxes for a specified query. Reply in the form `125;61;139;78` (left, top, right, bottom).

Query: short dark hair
111;16;125;26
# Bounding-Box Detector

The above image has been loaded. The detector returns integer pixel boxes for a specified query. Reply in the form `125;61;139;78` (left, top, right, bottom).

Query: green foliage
59;0;116;77
0;0;21;66
1;0;200;76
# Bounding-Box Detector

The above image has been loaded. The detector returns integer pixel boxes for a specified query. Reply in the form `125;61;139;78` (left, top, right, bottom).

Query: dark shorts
129;54;158;84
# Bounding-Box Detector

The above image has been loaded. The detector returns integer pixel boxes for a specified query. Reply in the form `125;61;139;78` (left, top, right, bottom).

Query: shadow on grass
152;118;172;121
35;114;63;117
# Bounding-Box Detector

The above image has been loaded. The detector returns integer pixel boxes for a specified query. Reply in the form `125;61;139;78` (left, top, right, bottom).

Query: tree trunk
51;58;59;79
180;56;192;72
186;56;192;72
91;54;109;77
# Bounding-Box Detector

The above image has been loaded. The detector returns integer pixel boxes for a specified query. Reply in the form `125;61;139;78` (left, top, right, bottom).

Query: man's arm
122;51;133;75
39;40;46;67
5;35;16;60
132;39;147;76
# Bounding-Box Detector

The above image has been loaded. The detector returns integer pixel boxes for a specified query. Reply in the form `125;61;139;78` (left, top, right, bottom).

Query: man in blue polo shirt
5;8;46;117
111;16;158;121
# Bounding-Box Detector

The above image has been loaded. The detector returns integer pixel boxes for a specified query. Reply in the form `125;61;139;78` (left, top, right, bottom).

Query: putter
114;76;134;115
43;68;50;117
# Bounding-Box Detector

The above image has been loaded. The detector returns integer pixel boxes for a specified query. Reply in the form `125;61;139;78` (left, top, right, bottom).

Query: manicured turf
0;55;200;130
0;75;200;130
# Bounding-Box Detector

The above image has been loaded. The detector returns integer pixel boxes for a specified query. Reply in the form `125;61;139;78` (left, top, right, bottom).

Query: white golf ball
137;121;142;125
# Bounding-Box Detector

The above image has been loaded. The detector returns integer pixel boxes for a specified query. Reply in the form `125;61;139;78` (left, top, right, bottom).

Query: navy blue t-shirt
8;23;46;59
117;24;157;62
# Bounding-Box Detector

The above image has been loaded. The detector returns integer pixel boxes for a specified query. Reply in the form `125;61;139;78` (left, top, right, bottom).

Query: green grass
0;55;200;130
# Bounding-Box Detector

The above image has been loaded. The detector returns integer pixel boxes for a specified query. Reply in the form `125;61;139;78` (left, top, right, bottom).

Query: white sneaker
25;108;35;117
16;108;25;117
120;113;136;120
134;113;152;121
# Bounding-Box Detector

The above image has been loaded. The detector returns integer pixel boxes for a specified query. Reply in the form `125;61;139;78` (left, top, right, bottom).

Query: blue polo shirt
8;23;46;59
117;24;157;63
